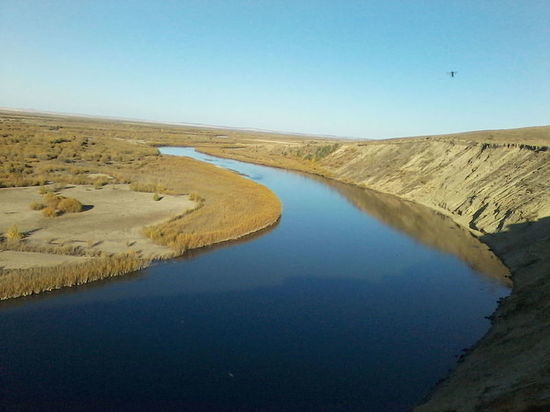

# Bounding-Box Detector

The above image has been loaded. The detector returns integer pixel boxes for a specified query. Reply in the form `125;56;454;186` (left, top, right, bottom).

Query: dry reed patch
0;252;148;300
41;206;59;217
57;197;83;213
125;155;281;253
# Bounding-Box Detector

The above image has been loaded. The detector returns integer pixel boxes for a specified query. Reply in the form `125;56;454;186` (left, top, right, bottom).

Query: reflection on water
322;178;511;285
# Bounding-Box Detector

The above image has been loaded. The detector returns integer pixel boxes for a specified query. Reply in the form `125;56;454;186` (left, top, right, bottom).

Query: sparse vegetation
41;206;59;217
57;197;83;213
5;224;23;241
43;192;62;209
0;238;103;257
93;177;109;189
30;201;45;210
36;193;84;216
130;182;167;193
188;192;202;202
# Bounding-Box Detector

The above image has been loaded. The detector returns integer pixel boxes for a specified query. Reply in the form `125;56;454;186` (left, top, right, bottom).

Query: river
0;147;510;411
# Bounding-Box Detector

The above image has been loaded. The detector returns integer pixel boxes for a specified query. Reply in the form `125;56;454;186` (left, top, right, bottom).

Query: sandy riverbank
0;112;282;300
0;184;196;265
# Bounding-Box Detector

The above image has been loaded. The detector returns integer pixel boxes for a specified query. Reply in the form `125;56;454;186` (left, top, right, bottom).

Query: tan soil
0;250;90;269
0;184;196;264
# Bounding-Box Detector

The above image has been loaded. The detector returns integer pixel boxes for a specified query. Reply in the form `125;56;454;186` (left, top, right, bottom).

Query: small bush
93;177;109;189
52;183;65;192
43;192;62;209
30;201;46;210
189;192;202;202
38;186;50;195
153;193;161;201
57;197;83;213
5;224;23;241
42;206;59;217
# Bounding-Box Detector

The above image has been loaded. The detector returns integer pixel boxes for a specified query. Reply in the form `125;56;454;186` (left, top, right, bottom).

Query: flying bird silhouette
447;71;458;78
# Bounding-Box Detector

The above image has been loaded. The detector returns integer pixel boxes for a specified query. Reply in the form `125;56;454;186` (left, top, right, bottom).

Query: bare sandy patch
0;251;89;270
87;173;114;180
0;184;196;258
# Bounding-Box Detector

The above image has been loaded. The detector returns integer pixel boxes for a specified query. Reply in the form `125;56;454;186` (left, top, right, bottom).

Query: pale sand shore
0;250;90;269
0;184;197;266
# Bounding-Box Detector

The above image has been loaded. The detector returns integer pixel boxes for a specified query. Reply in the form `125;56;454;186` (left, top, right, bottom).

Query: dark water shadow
480;216;550;278
417;217;550;408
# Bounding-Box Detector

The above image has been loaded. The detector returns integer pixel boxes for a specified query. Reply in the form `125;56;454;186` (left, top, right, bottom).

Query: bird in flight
447;71;458;78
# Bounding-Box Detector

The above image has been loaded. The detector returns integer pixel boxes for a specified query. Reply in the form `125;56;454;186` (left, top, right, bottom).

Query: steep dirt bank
198;127;550;410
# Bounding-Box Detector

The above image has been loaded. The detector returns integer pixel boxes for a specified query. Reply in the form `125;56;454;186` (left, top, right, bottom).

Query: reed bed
0;253;149;300
126;155;281;253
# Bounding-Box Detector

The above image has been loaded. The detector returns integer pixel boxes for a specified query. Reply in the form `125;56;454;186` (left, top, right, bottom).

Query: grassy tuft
30;201;46;210
57;197;83;213
41;206;59;218
5;224;23;241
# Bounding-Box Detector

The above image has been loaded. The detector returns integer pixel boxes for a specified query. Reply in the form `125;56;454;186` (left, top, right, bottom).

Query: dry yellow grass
0;111;282;299
56;197;83;213
0;252;149;300
130;155;281;253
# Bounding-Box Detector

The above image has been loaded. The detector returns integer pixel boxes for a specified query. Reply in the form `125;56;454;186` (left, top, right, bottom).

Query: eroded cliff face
322;140;549;236
199;128;550;410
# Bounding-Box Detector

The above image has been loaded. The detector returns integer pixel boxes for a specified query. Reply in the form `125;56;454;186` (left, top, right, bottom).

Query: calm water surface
0;147;510;411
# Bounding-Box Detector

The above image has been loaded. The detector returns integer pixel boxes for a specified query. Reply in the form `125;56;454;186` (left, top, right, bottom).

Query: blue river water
0;147;509;411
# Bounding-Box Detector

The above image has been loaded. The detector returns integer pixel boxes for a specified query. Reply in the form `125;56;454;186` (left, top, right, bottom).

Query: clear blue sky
1;1;549;138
